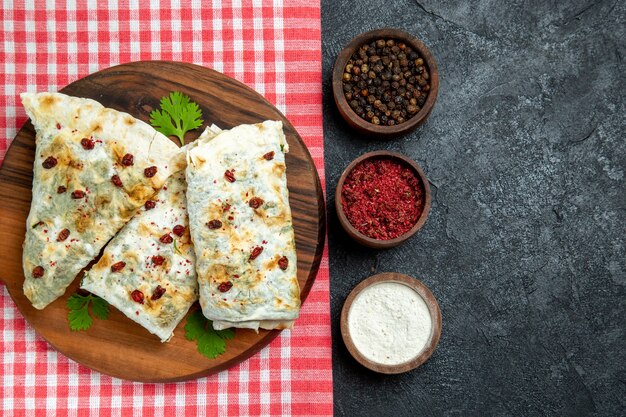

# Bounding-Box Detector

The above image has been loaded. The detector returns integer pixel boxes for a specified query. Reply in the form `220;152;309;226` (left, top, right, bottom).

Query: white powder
348;282;432;365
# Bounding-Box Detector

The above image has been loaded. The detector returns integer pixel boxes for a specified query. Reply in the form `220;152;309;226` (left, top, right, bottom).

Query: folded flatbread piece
186;121;300;331
81;171;197;342
21;92;182;309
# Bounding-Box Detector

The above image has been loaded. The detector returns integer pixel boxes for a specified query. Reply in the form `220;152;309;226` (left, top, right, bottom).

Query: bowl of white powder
340;272;442;374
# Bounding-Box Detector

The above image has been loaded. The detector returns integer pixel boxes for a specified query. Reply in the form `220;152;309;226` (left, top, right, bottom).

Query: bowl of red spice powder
335;151;431;248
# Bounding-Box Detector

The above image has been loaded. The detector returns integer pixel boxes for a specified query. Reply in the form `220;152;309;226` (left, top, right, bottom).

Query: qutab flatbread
21;92;182;309
81;171;197;342
185;121;300;331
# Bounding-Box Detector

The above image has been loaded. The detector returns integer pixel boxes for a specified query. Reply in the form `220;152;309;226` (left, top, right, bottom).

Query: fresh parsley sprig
185;310;234;359
66;293;110;331
149;92;204;146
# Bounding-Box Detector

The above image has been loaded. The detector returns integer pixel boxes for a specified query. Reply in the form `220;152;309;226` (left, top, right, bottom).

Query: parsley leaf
149;92;204;146
66;293;110;331
90;297;111;320
185;310;234;359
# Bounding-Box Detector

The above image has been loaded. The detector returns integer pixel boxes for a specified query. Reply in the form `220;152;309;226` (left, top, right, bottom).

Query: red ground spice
341;157;424;240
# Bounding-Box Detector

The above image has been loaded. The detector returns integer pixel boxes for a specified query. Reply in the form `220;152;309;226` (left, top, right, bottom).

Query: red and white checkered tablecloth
0;1;332;416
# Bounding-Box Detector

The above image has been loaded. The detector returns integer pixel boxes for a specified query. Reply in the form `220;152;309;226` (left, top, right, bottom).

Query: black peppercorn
341;38;430;126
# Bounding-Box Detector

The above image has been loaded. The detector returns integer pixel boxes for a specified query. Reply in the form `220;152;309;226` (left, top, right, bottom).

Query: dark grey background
321;1;625;416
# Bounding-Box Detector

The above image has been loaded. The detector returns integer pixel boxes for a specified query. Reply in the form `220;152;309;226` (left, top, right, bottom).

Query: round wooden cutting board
0;61;325;382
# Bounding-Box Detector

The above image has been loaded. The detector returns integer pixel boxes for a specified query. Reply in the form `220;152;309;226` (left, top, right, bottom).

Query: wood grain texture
340;273;441;374
0;61;326;382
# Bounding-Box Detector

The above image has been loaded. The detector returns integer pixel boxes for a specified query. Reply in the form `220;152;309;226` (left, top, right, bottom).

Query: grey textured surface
321;1;625;416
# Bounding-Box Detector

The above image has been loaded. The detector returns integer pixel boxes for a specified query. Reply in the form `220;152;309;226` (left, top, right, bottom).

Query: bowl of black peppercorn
332;28;439;138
